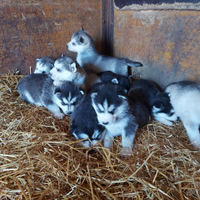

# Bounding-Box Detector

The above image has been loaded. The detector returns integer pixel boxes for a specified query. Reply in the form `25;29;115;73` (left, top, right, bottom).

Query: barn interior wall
113;9;200;88
0;0;101;75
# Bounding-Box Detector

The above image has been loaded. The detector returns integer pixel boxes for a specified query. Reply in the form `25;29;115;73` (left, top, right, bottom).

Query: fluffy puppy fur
49;55;99;92
18;74;84;119
165;80;200;148
49;55;87;89
130;79;177;125
98;71;130;92
67;29;143;76
34;57;54;74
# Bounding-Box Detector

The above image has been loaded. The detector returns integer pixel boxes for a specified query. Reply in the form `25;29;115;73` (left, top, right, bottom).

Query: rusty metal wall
0;0;101;75
113;8;200;88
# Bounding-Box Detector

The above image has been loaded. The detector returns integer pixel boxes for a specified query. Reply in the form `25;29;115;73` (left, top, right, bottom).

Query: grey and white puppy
49;55;87;89
165;80;200;148
67;29;143;76
130;79;177;126
91;83;150;155
18;74;84;119
34;57;54;74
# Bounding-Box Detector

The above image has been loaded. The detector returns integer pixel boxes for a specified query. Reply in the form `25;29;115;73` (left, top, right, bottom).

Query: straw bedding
0;74;200;200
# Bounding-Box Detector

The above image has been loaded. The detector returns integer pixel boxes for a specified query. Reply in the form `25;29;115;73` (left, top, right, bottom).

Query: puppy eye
72;101;78;106
61;102;67;106
109;108;116;114
97;107;104;113
72;42;75;46
57;68;62;72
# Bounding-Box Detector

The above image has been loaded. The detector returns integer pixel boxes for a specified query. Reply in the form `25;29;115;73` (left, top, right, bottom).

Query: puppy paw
161;120;173;126
53;113;65;120
191;142;200;149
120;148;132;156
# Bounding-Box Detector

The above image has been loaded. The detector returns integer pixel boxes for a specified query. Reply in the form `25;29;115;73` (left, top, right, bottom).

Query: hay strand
0;74;200;199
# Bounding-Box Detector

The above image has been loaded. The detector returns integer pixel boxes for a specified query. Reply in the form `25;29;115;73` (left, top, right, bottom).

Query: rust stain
114;9;200;88
0;0;101;75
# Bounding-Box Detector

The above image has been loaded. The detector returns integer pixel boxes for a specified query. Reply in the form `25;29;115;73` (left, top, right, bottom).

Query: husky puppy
70;91;106;148
67;29;143;76
49;55;87;90
165;81;200;148
91;83;150;155
17;74;84;119
130;79;177;126
34;57;54;74
98;71;130;92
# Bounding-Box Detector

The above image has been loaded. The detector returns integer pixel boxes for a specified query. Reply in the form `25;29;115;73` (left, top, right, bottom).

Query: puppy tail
125;59;143;67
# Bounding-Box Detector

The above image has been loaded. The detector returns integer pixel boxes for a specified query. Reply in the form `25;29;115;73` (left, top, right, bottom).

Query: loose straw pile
0;74;200;200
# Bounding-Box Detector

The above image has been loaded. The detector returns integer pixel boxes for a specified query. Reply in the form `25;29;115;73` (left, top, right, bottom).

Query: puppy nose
67;111;72;115
102;122;109;125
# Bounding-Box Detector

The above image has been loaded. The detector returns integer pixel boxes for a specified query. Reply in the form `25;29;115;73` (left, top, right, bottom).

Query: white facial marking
108;104;115;113
62;97;69;104
98;103;104;112
103;99;108;111
67;92;71;102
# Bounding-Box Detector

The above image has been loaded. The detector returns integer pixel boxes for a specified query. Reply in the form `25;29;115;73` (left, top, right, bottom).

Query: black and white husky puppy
70;74;130;148
91;83;150;155
165;80;200;148
130;79;177;126
70;90;106;148
98;71;130;92
67;29;143;76
34;57;54;74
17;74;84;119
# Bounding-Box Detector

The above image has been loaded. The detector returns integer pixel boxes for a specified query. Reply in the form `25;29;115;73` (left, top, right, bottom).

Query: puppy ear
80;37;84;43
80;90;84;96
81;27;84;31
91;92;97;99
118;95;126;99
111;78;119;84
70;62;77;73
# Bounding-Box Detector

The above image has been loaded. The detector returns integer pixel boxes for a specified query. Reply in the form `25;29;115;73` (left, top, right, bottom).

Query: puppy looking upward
67;29;143;76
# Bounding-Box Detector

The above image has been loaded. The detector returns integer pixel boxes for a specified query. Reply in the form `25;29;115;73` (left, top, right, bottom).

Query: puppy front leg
103;131;113;150
46;104;65;120
120;131;135;156
182;120;200;149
